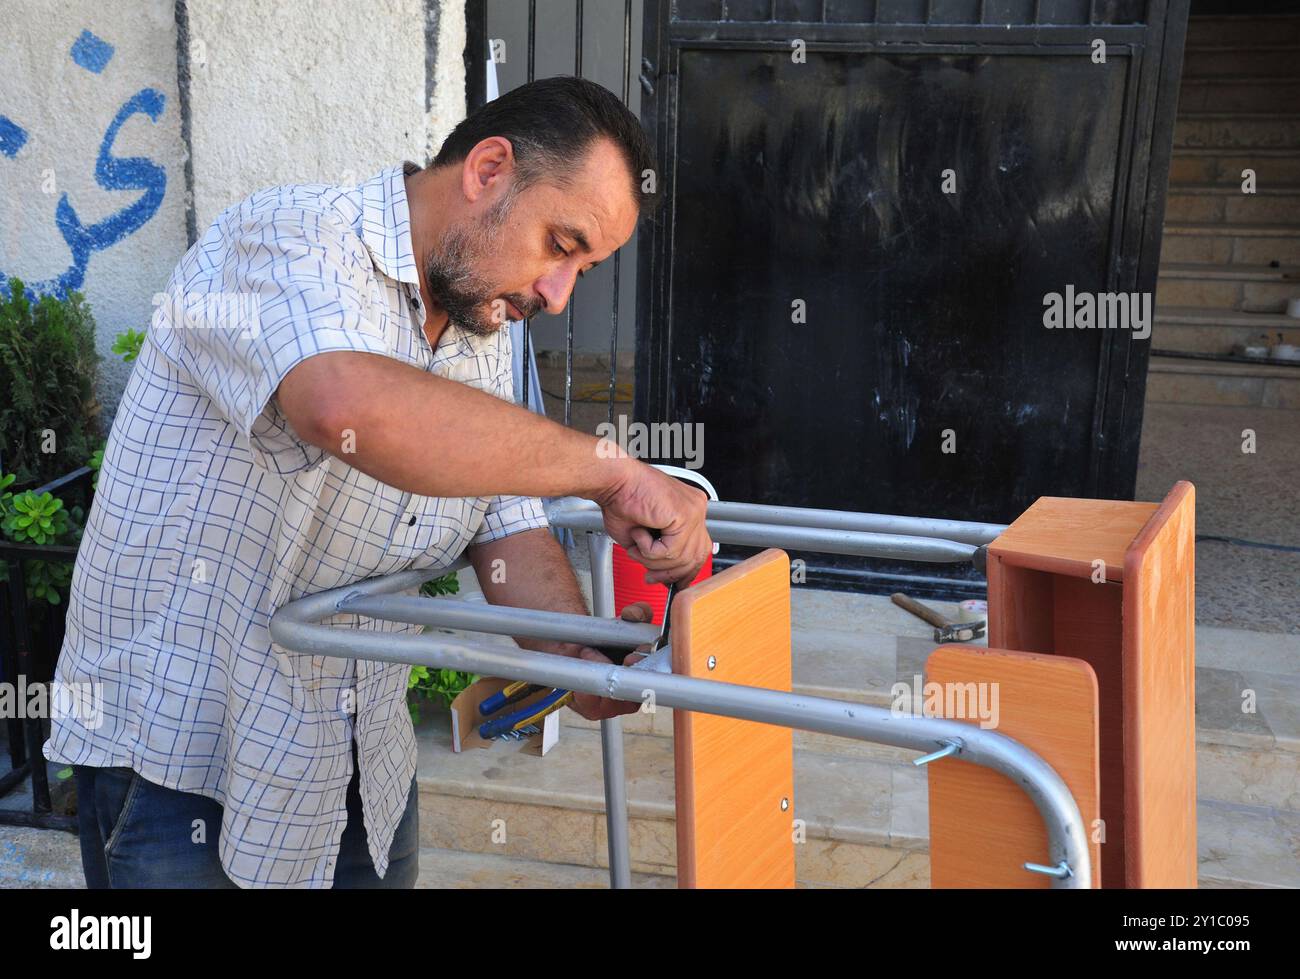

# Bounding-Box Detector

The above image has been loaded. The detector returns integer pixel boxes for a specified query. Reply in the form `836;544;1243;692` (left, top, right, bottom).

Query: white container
1271;342;1299;362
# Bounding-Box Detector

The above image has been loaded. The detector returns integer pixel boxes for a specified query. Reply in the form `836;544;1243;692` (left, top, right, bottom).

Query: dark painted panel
662;49;1128;530
877;0;929;23
824;0;878;21
930;0;984;24
982;0;1038;23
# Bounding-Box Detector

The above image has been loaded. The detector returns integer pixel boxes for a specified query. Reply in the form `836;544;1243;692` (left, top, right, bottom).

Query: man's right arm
276;350;710;584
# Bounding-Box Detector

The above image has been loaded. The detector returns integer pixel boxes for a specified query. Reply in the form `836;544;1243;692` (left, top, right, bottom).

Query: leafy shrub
0;277;102;487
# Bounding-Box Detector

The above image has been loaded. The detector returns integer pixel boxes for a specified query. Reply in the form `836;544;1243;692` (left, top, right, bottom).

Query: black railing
0;465;94;833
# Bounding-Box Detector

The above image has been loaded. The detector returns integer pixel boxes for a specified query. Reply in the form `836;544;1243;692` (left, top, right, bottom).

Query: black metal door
636;0;1189;596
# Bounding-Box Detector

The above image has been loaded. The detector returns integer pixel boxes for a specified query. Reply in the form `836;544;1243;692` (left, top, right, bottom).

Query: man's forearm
467;528;589;657
277;350;631;503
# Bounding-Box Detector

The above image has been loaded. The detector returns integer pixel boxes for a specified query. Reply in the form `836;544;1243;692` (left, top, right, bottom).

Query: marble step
1175;113;1300;151
1160;223;1300;267
1183;49;1300;81
416;845;675;888
1165;185;1300;225
1185;17;1300;48
438;579;1300;811
1147;354;1300;410
1170;148;1300;186
413;718;1298;889
561;663;1300;814
1156;262;1300;312
0;825;84;889
1151;305;1300;353
1179;76;1300;114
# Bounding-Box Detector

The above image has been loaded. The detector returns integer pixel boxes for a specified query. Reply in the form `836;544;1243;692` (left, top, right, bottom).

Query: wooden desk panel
673;549;795;889
927;645;1102;888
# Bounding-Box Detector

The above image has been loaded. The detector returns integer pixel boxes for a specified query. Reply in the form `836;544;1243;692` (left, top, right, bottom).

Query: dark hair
433;76;656;214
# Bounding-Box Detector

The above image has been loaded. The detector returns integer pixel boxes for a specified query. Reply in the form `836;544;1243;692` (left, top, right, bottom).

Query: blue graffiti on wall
0;29;167;301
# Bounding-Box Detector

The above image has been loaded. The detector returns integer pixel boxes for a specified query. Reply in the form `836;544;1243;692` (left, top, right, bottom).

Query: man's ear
461;136;516;204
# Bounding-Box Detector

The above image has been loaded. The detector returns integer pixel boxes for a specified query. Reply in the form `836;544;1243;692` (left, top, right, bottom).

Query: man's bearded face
423;192;543;337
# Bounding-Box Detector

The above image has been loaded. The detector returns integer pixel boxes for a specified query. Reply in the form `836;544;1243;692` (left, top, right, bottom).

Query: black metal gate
635;0;1188;595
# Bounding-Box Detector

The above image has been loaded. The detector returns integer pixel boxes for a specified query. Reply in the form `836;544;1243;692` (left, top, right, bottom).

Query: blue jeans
73;745;420;888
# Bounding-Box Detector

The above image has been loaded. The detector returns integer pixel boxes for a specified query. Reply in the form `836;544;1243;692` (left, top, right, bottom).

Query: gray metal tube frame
587;533;632;890
546;497;1008;546
270;567;1091;890
544;498;1003;563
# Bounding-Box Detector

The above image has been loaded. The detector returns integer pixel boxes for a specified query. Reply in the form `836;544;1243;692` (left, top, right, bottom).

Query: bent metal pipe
270;562;1091;889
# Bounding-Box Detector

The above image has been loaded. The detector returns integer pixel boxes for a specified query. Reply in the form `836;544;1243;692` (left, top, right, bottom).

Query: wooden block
927;645;1102;888
673;549;795;889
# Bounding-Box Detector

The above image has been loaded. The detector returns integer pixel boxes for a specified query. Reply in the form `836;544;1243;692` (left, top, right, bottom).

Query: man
45;76;711;888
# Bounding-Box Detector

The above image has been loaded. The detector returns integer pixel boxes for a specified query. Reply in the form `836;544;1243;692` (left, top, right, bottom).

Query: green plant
0;470;85;605
408;572;479;722
111;328;146;363
0;277;102;488
88;442;105;490
419;571;461;599
3;490;70;544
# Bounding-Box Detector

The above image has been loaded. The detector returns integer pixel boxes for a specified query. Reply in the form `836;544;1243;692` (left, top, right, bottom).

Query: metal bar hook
1024;861;1074;880
913;738;963;767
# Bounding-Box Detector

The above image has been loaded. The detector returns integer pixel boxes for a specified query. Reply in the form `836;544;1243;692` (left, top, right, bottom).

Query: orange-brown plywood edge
1123;480;1197;887
927;645;1102;888
673;549;795;889
989;495;1158;583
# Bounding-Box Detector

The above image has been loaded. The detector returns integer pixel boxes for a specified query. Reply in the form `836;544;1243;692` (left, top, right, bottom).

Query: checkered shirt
44;161;549;887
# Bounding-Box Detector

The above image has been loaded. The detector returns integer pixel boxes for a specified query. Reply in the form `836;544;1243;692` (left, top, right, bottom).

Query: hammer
890;592;986;643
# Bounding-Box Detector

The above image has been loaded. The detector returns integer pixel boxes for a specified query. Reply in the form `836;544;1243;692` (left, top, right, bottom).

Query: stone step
1161;223;1300;266
1156;262;1300;312
450;562;1300;788
436;580;1300;812
1179;76;1300;114
1184;48;1300;80
1175;113;1300;151
1185;17;1300;48
1170;148;1300;186
1165;185;1300;225
1152;305;1300;353
0;825;84;888
566;640;1300;813
1147;353;1300;410
414;717;1299;888
416;845;675;888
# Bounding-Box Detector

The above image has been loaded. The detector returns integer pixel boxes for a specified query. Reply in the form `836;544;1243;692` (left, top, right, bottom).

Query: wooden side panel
1051;575;1126;887
927;645;1101;888
990;559;1126;885
673;549;794;889
1124;480;1198;887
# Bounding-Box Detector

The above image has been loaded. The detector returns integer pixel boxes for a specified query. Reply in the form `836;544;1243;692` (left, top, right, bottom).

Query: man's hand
596;461;712;585
565;602;654;722
467;535;656;723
